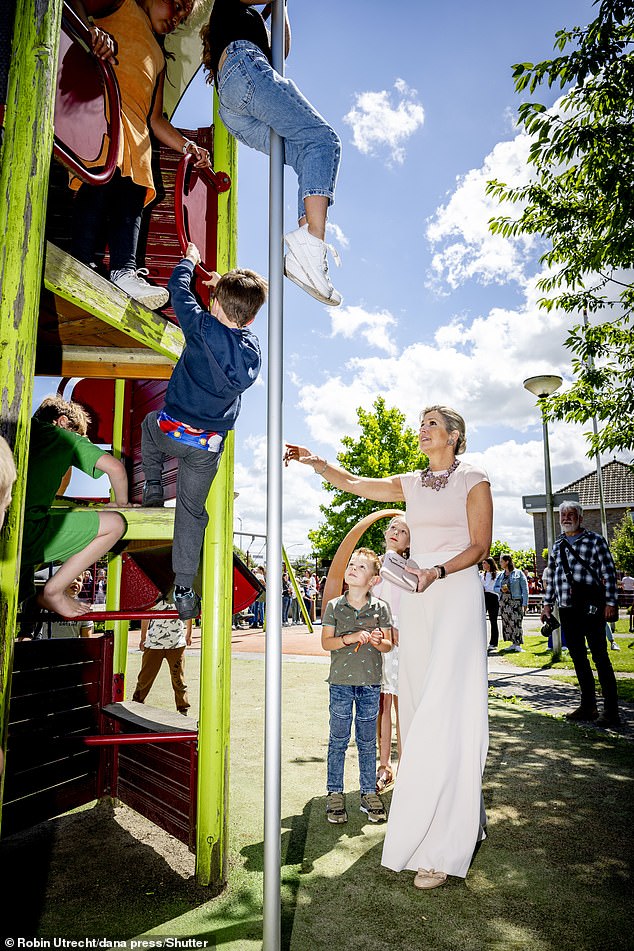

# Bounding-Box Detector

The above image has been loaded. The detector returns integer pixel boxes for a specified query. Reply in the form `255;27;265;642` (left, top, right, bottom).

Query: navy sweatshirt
165;259;261;431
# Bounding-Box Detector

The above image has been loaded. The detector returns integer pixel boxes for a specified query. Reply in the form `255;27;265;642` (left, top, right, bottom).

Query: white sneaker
611;641;621;651
284;225;342;306
511;644;523;652
110;268;169;310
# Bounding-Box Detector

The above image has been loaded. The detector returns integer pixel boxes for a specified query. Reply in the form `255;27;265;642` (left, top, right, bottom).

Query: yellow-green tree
308;397;426;561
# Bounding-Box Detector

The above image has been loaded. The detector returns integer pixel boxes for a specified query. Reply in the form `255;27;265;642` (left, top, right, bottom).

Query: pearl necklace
419;458;460;491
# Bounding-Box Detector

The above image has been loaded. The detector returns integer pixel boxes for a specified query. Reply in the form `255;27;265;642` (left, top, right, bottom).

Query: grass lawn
498;625;634;701
3;653;632;950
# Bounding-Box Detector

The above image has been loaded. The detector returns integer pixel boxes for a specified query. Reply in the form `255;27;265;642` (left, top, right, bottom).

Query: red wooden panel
69;378;118;445
1;775;99;839
9;657;104;696
129;379;175;502
3;749;98;800
120;552;162;611
54;2;121;185
11;636;106;674
9;681;102;723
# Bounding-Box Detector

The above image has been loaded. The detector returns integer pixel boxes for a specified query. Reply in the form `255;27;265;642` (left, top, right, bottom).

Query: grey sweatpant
141;412;223;588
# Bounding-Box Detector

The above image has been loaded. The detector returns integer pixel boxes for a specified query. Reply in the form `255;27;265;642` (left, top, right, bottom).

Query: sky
38;0;631;564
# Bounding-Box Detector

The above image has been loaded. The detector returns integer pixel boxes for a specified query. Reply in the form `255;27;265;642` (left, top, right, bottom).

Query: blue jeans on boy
216;41;341;221
327;684;380;796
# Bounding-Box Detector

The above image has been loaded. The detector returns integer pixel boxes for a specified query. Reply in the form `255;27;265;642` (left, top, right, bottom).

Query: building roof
557;460;634;508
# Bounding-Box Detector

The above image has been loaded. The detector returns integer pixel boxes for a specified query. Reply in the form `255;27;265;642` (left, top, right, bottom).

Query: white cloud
326;221;349;249
343;79;424;165
328;305;398;356
426;133;537;289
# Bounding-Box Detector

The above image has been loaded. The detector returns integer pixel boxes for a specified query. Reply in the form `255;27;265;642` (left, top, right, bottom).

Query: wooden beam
37;346;175;380
44;242;185;361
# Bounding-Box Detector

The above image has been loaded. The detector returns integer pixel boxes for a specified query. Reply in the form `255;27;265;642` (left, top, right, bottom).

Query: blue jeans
327;684;380;796
252;600;265;627
282;595;291;623
217;41;341;221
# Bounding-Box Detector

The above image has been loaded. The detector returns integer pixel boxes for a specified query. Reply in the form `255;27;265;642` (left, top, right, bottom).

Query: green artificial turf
2;653;632;950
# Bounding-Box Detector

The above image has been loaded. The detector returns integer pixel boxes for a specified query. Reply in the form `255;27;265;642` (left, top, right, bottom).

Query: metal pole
541;407;561;657
582;309;608;538
263;1;285;948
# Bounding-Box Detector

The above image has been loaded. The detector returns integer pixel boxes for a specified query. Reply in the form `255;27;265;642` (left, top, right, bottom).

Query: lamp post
524;374;563;657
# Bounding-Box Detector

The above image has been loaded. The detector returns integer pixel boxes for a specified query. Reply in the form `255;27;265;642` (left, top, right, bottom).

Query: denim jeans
217;41;341;221
141;412;223;588
252;599;265;627
282;595;291;623
327;684;380;796
71;169;145;273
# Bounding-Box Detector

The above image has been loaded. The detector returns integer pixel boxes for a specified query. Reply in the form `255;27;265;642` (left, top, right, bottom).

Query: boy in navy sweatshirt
141;243;267;620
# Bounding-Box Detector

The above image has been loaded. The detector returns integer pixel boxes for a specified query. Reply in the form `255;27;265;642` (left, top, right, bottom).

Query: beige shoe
413;868;447;890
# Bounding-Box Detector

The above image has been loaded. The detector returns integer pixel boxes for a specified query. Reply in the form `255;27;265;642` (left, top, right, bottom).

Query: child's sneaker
110;268;169;310
325;792;347;824
360;793;387;823
284;225;342;306
142;480;164;507
174;586;201;621
610;641;620;650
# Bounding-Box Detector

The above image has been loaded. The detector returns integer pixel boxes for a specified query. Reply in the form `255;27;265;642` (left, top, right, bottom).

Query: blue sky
40;0;628;561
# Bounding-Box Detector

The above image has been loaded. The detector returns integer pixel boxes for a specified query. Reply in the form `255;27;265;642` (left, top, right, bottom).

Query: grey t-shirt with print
322;593;392;687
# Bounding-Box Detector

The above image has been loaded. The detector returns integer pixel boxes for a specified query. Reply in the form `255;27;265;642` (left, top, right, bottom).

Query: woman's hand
284;443;318;467
413;567;438;594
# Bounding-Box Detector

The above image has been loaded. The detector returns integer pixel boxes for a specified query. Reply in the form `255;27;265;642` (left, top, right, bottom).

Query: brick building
523;461;634;571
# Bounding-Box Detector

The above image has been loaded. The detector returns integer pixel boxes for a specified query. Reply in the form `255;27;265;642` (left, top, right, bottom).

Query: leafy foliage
487;0;634;454
307;397;426;561
611;509;634;573
490;540;537;573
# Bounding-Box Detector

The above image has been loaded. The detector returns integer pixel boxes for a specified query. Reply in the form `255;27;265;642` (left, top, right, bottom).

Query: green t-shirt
21;420;106;563
322;592;393;687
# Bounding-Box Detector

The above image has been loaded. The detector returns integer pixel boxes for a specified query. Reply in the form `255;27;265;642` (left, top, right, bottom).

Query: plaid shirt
544;530;617;608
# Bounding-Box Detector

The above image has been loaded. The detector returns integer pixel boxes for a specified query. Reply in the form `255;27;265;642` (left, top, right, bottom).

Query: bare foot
38;589;92;619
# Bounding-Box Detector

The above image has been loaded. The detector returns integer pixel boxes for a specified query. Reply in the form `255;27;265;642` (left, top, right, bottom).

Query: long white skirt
381;552;489;878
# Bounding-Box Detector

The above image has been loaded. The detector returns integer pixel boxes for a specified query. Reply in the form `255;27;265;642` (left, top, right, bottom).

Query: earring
447;439;454;446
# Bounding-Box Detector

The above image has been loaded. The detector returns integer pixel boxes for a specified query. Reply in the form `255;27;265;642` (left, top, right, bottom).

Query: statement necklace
420;458;460;491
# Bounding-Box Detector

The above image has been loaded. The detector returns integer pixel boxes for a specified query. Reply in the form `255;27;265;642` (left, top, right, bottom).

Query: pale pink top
400;461;489;555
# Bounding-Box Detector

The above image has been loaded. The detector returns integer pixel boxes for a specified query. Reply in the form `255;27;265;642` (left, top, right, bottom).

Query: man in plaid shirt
542;501;619;728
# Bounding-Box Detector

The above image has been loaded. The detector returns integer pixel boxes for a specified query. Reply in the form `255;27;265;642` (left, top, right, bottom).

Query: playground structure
0;0;246;887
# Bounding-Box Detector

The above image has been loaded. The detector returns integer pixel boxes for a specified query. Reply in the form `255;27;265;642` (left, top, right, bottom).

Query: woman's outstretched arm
284;443;405;503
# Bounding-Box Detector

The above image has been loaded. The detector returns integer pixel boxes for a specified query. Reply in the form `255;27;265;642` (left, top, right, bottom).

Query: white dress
373;574;401;694
381;462;489;879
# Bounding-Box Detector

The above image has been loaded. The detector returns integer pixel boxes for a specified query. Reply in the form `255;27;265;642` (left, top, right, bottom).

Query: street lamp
524;374;563;656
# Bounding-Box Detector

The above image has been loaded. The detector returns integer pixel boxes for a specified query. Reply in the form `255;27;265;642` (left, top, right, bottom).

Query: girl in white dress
285;405;492;889
373;516;410;793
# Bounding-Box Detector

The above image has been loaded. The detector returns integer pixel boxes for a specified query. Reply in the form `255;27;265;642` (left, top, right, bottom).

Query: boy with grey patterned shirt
321;548;392;824
132;598;193;714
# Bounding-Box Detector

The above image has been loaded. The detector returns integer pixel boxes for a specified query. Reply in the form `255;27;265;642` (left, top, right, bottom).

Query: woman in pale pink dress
285;405;492;889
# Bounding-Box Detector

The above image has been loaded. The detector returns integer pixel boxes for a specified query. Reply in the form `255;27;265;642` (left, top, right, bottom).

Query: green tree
611;510;634;573
490;540;537;573
308;397;426;561
488;0;634;455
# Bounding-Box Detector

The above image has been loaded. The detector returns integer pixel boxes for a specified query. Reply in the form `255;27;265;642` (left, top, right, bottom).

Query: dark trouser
141;412;223;589
132;647;189;712
484;591;500;647
71;169;145;273
282;595;291;623
559;605;619;715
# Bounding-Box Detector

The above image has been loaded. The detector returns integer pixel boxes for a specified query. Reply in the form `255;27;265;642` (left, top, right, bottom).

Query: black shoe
565;705;599;722
174;587;201;620
142;480;164;507
595;712;621;730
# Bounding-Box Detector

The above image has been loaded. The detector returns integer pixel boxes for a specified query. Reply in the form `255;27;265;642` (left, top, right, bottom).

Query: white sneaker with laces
284;225;342;305
110;268;169;310
611;641;620;651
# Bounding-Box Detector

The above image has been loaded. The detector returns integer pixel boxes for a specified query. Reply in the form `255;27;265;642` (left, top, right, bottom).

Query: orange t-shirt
71;0;164;205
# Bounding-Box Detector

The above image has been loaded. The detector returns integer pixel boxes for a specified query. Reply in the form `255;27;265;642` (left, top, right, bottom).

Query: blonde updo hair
421;405;467;455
